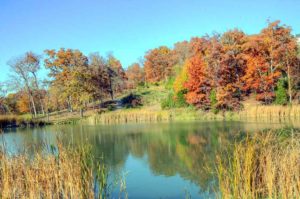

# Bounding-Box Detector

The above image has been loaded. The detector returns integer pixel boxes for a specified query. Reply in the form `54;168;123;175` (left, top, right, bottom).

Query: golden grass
83;104;300;125
216;129;300;199
0;143;109;199
86;109;171;124
238;104;300;122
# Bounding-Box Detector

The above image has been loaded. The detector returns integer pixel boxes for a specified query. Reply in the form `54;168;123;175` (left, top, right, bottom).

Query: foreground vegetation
0;142;110;199
216;129;300;199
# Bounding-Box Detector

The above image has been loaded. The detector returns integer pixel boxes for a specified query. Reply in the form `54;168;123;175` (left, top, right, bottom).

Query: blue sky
0;0;299;82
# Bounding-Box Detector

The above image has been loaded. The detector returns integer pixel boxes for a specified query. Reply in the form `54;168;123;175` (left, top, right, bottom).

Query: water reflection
1;121;297;198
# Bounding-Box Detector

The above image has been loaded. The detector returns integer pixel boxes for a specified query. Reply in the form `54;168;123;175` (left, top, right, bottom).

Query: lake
1;121;297;199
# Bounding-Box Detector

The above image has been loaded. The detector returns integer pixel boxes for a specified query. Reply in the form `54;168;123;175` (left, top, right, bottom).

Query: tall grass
86;109;172;124
84;105;300;125
216;129;300;199
238;104;300;122
0;141;110;199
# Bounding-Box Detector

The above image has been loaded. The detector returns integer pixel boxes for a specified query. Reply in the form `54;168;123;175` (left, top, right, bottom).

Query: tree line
0;20;299;116
150;21;300;111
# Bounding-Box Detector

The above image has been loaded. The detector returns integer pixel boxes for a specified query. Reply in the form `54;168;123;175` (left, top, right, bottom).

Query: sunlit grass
0;142;110;199
216;129;300;199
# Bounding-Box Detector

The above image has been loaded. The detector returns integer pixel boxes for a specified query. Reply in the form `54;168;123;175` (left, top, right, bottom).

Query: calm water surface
2;121;297;199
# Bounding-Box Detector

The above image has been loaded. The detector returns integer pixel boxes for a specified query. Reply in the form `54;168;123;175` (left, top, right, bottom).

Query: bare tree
0;82;7;114
25;52;45;115
8;55;38;117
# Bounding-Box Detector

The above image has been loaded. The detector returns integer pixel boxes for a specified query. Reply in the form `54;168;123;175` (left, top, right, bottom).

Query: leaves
144;46;176;82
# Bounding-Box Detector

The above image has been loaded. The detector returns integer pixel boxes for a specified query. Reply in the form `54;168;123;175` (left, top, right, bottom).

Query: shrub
121;93;142;108
175;90;188;108
161;93;176;109
209;89;218;114
165;77;175;90
275;78;288;105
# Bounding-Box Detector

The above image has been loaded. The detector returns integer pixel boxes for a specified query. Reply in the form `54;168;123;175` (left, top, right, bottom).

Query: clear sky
0;0;299;82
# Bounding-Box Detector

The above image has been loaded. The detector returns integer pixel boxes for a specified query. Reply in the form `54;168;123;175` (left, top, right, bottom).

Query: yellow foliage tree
173;64;188;95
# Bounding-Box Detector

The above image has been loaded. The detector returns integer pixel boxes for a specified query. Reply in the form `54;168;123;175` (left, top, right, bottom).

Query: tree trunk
32;73;45;115
109;78;114;100
80;108;83;118
287;60;292;103
47;111;50;122
39;98;45;115
68;96;73;112
29;94;37;118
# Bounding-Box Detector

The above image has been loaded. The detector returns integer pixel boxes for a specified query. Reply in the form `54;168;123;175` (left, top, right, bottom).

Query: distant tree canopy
179;21;299;111
144;46;176;82
126;63;144;89
1;20;300;116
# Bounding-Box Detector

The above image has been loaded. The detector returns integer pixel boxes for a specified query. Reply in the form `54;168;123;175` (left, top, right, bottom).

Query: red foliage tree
216;30;247;110
184;54;212;109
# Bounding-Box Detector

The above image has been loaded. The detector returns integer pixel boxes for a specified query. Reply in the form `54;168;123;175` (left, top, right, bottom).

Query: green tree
275;78;288;105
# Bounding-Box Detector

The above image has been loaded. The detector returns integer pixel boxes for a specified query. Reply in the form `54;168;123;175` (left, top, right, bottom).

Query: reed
0;142;109;199
216;129;300;199
238;104;300;122
75;104;300;125
85;109;171;124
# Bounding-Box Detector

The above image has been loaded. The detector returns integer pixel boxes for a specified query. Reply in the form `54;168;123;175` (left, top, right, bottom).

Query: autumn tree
242;21;298;104
216;30;247;110
16;91;31;113
172;63;189;106
125;63;144;89
44;48;91;116
173;64;188;95
260;21;299;103
0;83;7;114
25;52;46;115
144;46;176;82
8;54;39;117
88;53;111;102
184;54;212;109
173;41;192;65
4;93;18;114
107;54;126;99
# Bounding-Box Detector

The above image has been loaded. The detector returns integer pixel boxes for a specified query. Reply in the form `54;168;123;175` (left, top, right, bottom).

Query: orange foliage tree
184;54;212;109
16;91;31;113
125;63;144;89
242;21;298;104
144;46;176;83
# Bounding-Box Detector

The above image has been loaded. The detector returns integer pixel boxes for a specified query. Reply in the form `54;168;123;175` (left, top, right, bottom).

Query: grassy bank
0;115;50;129
238;104;300;122
0;143;109;199
216;129;300;199
82;104;300;125
6;85;300;126
81;84;300;125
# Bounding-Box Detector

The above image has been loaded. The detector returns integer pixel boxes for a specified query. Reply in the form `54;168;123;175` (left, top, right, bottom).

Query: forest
0;20;299;117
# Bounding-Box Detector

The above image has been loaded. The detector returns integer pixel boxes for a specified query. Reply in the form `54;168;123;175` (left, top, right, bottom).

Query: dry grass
86;109;172;124
238;102;300;122
0;142;109;199
85;104;300;125
216;129;300;199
